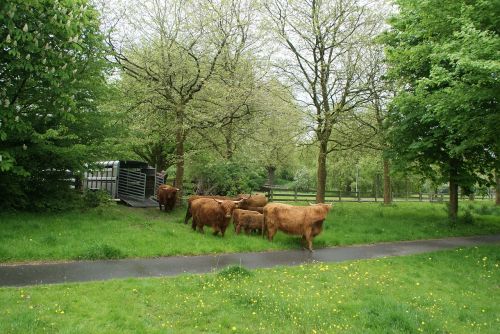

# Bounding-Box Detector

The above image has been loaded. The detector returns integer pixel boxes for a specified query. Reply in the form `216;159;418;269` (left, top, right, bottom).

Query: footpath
0;234;499;287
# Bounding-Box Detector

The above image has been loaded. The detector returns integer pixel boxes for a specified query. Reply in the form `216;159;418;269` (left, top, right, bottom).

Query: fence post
270;188;274;202
338;190;341;202
357;190;361;202
419;192;422;201
294;189;297;202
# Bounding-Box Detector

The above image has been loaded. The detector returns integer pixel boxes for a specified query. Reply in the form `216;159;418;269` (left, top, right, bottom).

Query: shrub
83;190;112;208
217;265;253;280
191;160;266;195
76;244;125;260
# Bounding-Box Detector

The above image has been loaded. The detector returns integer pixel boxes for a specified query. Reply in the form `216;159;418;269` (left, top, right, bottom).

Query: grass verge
0;201;499;263
0;245;498;333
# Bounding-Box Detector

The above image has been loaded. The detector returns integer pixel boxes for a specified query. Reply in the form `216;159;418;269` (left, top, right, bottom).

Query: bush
217;265;253;280
292;167;315;192
191;160;266;195
76;243;125;260
83;190;112;208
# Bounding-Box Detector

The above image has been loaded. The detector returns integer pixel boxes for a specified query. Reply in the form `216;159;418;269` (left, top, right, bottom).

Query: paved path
1;234;499;287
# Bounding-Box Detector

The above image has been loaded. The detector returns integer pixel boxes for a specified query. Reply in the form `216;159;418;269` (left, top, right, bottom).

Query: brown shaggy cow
237;194;268;209
232;209;263;230
245;206;264;214
157;185;179;212
191;198;242;236
264;203;332;251
184;195;237;224
236;212;264;235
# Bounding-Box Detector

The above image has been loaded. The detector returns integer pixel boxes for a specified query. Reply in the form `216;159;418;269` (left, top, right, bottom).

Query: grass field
0;245;498;333
0;201;499;263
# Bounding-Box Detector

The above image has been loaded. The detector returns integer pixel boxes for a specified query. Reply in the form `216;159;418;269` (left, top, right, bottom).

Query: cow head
215;199;243;218
309;202;333;212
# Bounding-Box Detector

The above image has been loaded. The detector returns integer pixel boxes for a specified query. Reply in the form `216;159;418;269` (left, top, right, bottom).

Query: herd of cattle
157;185;332;251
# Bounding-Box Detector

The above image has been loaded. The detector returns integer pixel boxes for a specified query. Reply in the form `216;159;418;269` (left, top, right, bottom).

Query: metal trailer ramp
117;169;158;208
120;196;158;208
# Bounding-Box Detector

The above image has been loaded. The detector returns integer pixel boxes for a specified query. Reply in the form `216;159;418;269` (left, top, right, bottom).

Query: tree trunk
496;171;500;206
266;165;276;186
449;160;459;222
174;106;185;205
383;158;392;204
316;140;327;203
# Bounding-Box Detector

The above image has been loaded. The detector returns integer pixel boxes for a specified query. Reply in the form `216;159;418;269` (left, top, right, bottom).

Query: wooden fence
264;187;450;203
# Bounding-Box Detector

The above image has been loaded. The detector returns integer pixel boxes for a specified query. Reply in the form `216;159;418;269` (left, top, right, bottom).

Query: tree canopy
382;0;500;219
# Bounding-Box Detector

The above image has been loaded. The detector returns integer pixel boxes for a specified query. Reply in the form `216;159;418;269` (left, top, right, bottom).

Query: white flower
22;144;27;150
5;34;11;43
4;99;10;107
23;24;28;32
15;116;19;122
26;54;30;60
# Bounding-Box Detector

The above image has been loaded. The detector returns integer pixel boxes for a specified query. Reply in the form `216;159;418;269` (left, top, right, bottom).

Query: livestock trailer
83;160;162;207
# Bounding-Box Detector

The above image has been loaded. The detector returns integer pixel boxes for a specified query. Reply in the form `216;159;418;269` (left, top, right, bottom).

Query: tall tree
0;0;110;209
111;0;254;201
382;0;499;220
264;0;379;202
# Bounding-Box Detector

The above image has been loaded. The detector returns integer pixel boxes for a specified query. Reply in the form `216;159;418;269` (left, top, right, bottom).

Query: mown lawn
0;201;499;263
0;246;498;333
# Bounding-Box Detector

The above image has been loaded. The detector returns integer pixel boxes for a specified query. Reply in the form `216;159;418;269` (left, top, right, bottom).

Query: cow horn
214;199;223;204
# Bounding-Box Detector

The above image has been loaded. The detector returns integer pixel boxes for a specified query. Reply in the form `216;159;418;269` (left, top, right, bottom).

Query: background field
0;245;498;333
1;201;499;263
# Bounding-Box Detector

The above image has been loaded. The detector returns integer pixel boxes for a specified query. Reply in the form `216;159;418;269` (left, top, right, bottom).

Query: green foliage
76;243;125;260
292;167;315;191
0;0;112;210
82;190;112;209
382;0;499;188
217;265;253;280
190;159;265;195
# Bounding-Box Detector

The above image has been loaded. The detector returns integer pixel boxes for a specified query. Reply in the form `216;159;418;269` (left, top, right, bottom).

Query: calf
236;212;264;235
191;198;241;236
232;209;263;230
264;203;332;251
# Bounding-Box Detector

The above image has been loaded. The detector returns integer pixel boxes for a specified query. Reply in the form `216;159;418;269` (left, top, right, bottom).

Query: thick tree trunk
266;165;276;186
383;158;392;204
174;106;185;205
496;171;500;206
449;160;459;222
316;140;327;203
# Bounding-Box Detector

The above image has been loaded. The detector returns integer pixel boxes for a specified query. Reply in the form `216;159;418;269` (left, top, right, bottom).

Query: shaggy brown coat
263;203;332;251
232;209;263;230
236;213;264;235
237;194;268;209
191;198;241;236
157;185;179;212
184;195;236;224
245;206;264;213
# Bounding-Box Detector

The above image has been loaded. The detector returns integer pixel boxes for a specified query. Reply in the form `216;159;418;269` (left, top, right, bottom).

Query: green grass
0;202;499;263
0;245;498;333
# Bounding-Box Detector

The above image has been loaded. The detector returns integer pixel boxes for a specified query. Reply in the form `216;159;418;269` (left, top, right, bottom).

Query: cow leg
184;205;191;224
267;226;277;242
220;225;227;237
304;232;314;252
158;202;162;211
